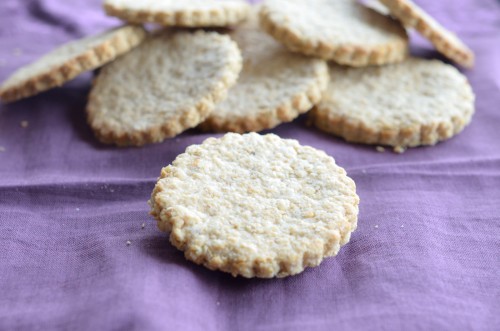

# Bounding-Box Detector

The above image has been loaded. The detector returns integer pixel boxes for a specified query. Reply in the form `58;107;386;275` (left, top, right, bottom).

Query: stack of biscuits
0;0;476;278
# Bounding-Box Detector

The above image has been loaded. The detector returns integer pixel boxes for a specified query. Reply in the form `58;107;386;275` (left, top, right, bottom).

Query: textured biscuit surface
104;0;250;27
379;0;474;68
311;58;475;147
150;133;359;278
0;25;146;103
87;31;242;146
200;9;329;133
259;0;408;66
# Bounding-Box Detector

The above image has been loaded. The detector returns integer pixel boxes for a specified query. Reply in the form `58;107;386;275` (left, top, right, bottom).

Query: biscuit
150;133;360;278
259;0;408;66
379;0;474;68
310;58;475;148
104;0;250;27
86;31;242;146
199;8;329;133
0;25;146;103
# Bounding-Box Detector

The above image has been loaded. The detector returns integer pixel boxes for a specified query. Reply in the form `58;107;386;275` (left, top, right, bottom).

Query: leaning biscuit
378;0;474;68
199;8;329;133
150;133;359;278
259;0;408;66
310;58;475;148
87;30;242;146
104;0;250;27
0;25;146;103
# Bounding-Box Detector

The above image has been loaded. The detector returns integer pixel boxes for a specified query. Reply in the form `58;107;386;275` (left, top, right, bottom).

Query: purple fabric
0;0;499;330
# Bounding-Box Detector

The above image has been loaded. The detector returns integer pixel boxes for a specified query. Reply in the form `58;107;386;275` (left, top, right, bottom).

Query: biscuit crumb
401;225;404;228
141;223;146;229
0;146;5;152
126;240;132;246
374;225;379;229
20;120;29;128
376;146;385;153
393;146;406;154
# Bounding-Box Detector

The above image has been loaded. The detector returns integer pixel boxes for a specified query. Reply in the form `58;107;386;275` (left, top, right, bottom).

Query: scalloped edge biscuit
310;58;475;148
87;31;242;147
104;0;250;27
259;0;408;66
149;133;359;278
199;8;329;133
378;0;474;68
0;25;146;103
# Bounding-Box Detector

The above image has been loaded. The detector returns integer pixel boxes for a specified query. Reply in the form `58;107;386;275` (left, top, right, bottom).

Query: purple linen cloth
0;0;499;330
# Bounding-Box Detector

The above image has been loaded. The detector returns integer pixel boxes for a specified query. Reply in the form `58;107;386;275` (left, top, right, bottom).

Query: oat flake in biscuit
0;25;146;103
104;0;250;27
379;0;474;68
310;58;475;148
200;9;329;133
150;133;359;278
87;31;242;146
259;0;408;66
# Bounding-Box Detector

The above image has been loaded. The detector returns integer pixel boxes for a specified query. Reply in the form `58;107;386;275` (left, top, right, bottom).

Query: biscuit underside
149;133;360;278
379;0;474;68
311;59;475;147
258;3;408;66
86;31;242;146
0;25;146;103
104;2;250;27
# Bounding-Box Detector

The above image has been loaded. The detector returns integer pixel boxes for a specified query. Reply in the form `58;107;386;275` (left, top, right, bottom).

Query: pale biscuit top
0;25;146;103
150;133;359;278
200;8;328;133
104;0;250;27
312;58;475;147
87;31;242;146
259;0;408;66
379;0;474;68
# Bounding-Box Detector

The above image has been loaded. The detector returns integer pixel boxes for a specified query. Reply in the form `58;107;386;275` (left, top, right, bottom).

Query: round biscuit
378;0;474;68
0;25;146;103
86;31;242;147
104;0;250;27
200;8;329;133
150;133;360;278
259;0;408;66
310;58;475;148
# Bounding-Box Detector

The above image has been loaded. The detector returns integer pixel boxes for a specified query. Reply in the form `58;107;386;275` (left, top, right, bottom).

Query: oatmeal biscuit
86;31;242;146
259;0;408;66
150;133;360;278
0;25;146;103
379;0;474;68
200;9;328;133
310;58;475;147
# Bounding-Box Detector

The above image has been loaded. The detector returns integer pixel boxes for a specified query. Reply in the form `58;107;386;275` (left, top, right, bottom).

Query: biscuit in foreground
87;31;242;146
104;0;250;27
379;0;474;68
310;58;475;148
259;0;408;66
200;8;329;133
149;133;359;278
0;25;146;103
